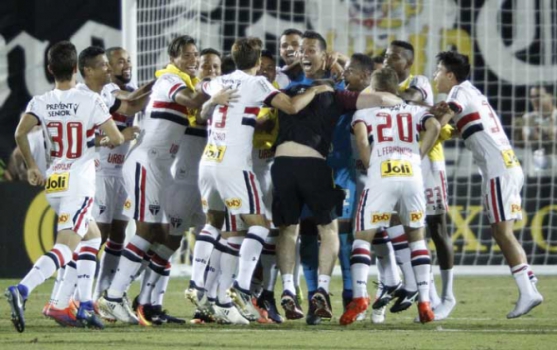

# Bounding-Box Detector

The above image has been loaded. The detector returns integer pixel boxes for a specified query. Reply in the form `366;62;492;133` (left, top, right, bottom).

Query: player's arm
174;88;208;110
199;87;239;121
353;121;371;169
98;119;125;147
356;91;403;109
420;116;441;159
114;80;156;116
14;114;43;186
399;88;425;104
114;80;155;101
270;85;332;114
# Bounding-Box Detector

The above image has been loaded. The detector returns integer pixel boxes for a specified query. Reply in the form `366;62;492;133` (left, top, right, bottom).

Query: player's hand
311;85;334;94
27;167;44;187
212;87;239;106
430;101;453;119
324;52;339;70
122;126;141;141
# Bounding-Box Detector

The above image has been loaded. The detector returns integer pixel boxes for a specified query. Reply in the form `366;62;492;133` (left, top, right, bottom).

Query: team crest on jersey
58;213;70;224
149;202;161;216
98;204;107;215
225;198;242;210
124;199;132;210
170;217;183;228
371;212;391;224
410;211;424;222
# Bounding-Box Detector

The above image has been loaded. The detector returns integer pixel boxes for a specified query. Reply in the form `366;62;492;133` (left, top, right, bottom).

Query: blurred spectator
522;85;557;155
371;55;384;71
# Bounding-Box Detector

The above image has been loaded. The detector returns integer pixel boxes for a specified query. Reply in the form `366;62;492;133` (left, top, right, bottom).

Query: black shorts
271;157;345;227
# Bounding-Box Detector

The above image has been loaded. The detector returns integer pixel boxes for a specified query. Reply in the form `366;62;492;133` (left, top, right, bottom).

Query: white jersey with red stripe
25;88;112;197
133;73;190;155
447;80;522;179
76;82;134;176
399;74;434;106
352;103;432;182
201;70;279;169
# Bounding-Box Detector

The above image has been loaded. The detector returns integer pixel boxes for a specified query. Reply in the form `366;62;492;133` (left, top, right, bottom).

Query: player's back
28;88;111;197
448;81;520;178
353;103;430;181
202;70;278;169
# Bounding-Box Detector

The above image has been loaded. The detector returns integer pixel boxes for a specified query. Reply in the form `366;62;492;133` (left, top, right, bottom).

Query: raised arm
356;91;403;110
14;114;42;186
270;85;332;114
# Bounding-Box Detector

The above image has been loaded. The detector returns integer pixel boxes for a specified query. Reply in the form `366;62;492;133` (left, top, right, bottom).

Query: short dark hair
390;40;414;55
372;55;384;65
261;49;274;62
105;46;125;60
47;41;77;82
231;37;262;70
350;53;374;73
370;67;399;94
221;54;236;74
78;46;105;77
436;51;471;83
302;30;327;51
281;28;303;38
200;48;221;58
167;35;196;58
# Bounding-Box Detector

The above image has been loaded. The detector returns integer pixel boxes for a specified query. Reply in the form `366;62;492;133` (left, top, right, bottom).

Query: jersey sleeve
254;77;279;106
351;109;371;134
24;97;42;125
409;75;434;106
201;77;221;97
414;107;434;132
159;74;187;102
104;83;122;113
335;90;360;112
446;85;466;115
92;94;113;126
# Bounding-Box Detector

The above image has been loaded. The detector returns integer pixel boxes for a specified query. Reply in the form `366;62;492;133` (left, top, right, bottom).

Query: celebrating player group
6;27;543;332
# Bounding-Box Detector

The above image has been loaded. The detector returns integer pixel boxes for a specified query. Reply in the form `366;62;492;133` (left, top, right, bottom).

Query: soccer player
382;40;454;318
195;36;330;324
97;35;209;324
340;67;441;325
5;41;126;332
433;51;543;319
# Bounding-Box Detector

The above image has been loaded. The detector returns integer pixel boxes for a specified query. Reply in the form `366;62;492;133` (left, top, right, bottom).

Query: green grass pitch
1;276;555;349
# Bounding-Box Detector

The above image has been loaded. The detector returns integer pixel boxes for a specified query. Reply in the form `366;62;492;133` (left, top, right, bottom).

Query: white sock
54;257;78;308
261;235;278;292
138;245;174;305
387;226;416;291
76;238;101;303
409;240;431;303
191;225;220;290
93;239;123;300
151;263;171;306
317;275;331;293
281;274;295;295
372;230;400;286
236;225;269;290
440;268;455;300
50;267;65;304
107;235;150;299
511;264;536;296
205;238;225;301
21;243;72;295
217;237;241;304
429;269;441;306
350;239;371;298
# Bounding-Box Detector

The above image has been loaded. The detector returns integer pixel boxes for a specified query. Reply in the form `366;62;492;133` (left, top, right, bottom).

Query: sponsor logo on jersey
58;213;70;223
149;202;160;216
501;149;520;168
410;211;424;222
380;160;413;177
45;172;70;193
202;144;226;162
225;198;242;209
371;212;391;223
124;199;132;210
511;204;521;213
107;153;125;165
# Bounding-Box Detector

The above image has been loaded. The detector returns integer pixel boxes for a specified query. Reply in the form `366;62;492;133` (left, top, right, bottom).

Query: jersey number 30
47;121;83;159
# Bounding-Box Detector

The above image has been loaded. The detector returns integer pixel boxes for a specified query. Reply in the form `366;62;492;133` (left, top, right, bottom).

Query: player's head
231;37;263;71
529;85;555;112
372;55;385;71
434;51;470;93
168;35;199;77
301;30;327;77
258;49;277;84
370;67;399;94
384;40;414;80
280;28;303;65
47;41;77;82
198;48;222;79
343;53;373;92
78;46;112;85
106;47;131;85
221;54;236;74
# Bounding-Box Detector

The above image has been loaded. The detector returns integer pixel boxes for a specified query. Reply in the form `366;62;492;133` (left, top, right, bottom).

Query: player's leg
299;217;319;324
485;173;542;318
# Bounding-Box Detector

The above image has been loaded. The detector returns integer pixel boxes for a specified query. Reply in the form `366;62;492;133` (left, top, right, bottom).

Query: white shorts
355;179;425;231
223;210;248;232
199;165;265;216
48;195;95;237
165;181;206;236
422;158;449;215
483;170;523;224
122;153;171;223
93;175;128;223
252;149;274;220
